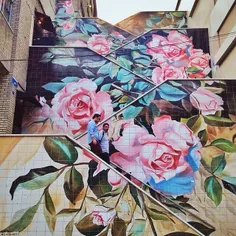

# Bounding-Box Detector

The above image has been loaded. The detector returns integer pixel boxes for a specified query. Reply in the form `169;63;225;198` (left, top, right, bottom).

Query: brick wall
0;0;46;134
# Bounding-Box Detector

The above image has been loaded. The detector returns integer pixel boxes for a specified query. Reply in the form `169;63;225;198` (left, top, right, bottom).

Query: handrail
1;134;204;236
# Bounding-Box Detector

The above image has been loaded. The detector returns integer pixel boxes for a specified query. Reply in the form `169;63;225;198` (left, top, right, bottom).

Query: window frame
0;0;14;24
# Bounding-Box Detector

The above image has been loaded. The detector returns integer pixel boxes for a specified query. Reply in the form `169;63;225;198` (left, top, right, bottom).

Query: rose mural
0;136;202;235
77;79;236;235
109;29;211;84
22;47;155;135
111;115;201;196
54;0;134;54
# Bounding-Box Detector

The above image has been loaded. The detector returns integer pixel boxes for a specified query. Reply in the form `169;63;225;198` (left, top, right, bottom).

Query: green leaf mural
204;176;222;206
75;214;105;236
203;116;236;127
43;189;56;233
112;218;127;236
128;219;146;236
63;166;84;204
1;201;40;232
10;166;59;199
211;153;226;175
210;138;236;152
44;137;78;164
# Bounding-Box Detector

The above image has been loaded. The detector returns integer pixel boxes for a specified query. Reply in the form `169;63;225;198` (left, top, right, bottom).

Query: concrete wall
188;0;236;78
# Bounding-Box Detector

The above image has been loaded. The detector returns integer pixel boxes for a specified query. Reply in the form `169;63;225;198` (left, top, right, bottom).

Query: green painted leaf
186;66;200;73
39;52;54;63
65;219;74;236
109;64;120;79
61;77;80;83
203;116;236;127
204;176;222;206
0;202;40;232
128;219;146;236
123;105;143;119
101;83;112;91
42;82;65;93
83;69;95;77
129;185;143;210
88;162;112;198
119;95;129;104
99;187;123;198
64;166;84;205
82;60;107;68
188;221;215;236
57;208;80;216
10;166;59;199
221;176;236;185
112;218;126;236
146;207;170;221
172;12;185;18
158;83;187;102
211;153;226;174
44;189;56;233
75;214;105;236
97;62;112;75
210;138;236;152
52;58;79;67
44;137;78;164
117;57;133;70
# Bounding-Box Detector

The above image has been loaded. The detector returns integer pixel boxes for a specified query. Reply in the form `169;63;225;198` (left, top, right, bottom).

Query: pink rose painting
190;87;224;115
87;35;113;55
111;115;201;196
22;79;113;135
92;206;116;226
51;79;113;135
146;30;211;83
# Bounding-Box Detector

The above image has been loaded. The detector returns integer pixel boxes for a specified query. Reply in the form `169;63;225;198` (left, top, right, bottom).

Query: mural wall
54;0;134;54
79;79;236;236
116;11;187;35
108;29;211;84
0;136;201;236
22;47;154;135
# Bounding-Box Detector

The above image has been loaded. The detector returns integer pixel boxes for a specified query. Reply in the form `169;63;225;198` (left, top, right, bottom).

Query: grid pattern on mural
78;79;236;236
22;47;154;135
0;136;201;236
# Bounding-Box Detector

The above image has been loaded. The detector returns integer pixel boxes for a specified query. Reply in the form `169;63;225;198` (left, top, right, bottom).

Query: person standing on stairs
99;123;110;164
88;113;102;157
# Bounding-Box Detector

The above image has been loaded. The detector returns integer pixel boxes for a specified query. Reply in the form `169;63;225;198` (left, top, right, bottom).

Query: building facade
188;0;236;77
0;0;55;133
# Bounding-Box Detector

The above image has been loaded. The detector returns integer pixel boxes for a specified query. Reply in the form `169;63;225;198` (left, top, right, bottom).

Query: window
0;0;14;23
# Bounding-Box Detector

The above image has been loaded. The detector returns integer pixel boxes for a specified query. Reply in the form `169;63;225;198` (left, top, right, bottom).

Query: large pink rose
87;35;113;55
92;206;116;226
188;49;211;78
51;79;113;135
146;31;192;67
63;0;74;14
151;64;187;84
111;116;201;195
190;87;224;115
151;115;200;156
